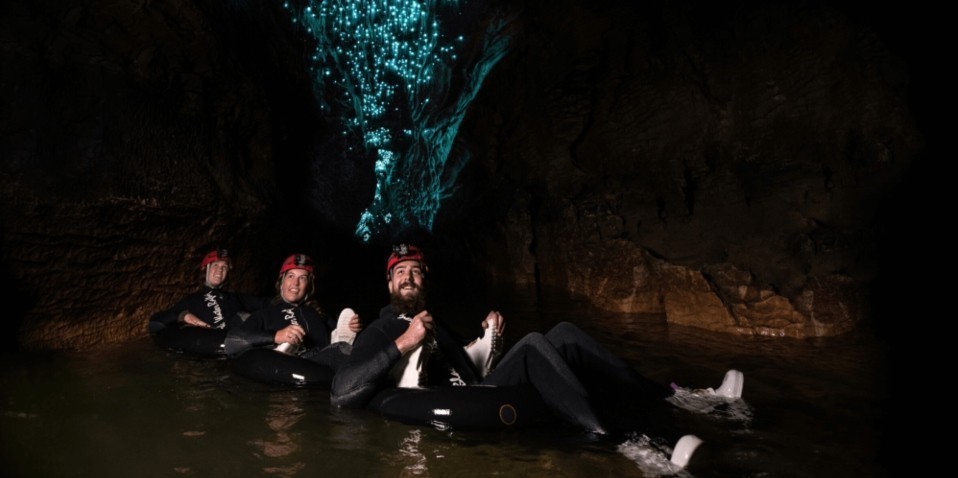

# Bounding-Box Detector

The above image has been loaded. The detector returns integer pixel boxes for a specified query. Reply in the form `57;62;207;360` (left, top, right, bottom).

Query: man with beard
331;245;501;405
330;243;743;466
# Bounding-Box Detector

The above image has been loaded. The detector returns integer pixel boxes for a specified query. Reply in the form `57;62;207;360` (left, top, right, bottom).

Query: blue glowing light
287;0;513;241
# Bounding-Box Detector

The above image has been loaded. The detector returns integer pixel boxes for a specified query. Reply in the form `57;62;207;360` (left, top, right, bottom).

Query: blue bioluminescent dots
285;0;513;242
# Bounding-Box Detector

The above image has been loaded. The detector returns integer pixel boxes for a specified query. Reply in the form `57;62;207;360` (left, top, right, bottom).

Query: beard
390;281;427;316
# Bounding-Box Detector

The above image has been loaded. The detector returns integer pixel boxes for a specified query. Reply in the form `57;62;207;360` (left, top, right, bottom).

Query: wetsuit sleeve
237;294;268;314
330;327;403;408
221;293;264;328
149;295;195;333
223;309;276;357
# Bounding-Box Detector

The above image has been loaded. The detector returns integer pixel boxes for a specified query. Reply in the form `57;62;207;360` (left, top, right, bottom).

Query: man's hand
482;310;505;336
348;314;363;333
395;310;433;354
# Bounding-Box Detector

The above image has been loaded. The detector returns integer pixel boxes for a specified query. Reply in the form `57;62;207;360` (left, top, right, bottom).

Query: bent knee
547;321;584;338
515;331;548;347
545;321;592;347
552;322;580;333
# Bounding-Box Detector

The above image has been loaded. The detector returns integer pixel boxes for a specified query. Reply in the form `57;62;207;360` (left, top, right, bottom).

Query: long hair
272;271;324;315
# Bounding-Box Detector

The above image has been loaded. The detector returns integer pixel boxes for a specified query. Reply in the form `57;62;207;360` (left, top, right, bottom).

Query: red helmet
279;253;314;276
386;244;427;275
200;248;230;270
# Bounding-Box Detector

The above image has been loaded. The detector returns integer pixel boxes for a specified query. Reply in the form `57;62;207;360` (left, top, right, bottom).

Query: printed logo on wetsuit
447;369;466;387
282;307;300;326
423;342;466;387
204;291;226;329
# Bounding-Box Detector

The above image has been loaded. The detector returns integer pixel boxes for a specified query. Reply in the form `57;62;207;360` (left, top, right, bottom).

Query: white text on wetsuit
283;307;300;326
204;291;225;329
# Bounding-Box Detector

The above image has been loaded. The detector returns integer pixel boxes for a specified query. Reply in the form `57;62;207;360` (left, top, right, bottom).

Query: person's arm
149;294;200;332
330;326;403;408
219;292;264;328
223;309;277;357
237;293;268;315
150;308;179;328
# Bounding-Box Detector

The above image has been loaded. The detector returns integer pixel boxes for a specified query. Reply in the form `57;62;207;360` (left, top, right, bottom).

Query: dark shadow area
861;4;932;473
0;260;32;354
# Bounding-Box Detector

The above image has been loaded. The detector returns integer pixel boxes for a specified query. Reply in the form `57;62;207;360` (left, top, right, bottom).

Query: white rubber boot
464;318;502;377
715;369;744;399
670;434;703;468
330;308;358;345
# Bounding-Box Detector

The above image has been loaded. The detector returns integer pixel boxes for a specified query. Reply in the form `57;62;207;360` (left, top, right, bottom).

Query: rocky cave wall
0;0;924;351
0;0;322;351
439;0;923;338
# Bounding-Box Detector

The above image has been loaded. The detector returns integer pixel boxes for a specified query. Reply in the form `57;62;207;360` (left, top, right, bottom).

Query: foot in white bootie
714;369;744;398
330;308;358;345
666;369;752;419
670;434;703;468
672;369;744;399
464;318;503;377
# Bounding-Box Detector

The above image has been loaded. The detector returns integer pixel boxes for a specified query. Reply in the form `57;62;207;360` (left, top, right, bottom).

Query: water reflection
253;391;307;476
396;429;429;476
169;357;227;415
0;298;889;477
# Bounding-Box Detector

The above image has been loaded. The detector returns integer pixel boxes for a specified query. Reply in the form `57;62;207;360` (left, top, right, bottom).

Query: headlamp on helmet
279;253;314;276
200;248;230;270
386;244;427;277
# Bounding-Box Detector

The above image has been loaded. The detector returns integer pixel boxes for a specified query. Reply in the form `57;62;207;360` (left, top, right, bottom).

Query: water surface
1;298;888;477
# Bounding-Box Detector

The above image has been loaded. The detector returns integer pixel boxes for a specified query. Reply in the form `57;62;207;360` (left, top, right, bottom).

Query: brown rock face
1;0;925;349
443;0;922;338
1;0;312;351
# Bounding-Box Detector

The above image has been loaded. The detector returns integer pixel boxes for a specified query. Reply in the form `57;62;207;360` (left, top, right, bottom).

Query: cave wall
441;0;922;338
0;0;926;350
0;0;322;351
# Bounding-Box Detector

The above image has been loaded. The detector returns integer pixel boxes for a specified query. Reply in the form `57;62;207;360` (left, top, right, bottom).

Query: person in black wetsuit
331;244;742;466
224;253;362;369
149;247;266;334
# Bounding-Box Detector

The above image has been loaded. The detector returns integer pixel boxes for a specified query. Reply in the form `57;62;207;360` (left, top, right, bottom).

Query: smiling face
387;260;426;315
388;260;424;295
280;268;312;304
205;260;230;288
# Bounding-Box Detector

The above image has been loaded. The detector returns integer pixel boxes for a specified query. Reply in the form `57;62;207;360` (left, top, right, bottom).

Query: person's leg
545;321;670;400
543;322;689;442
482;332;607;434
302;342;352;370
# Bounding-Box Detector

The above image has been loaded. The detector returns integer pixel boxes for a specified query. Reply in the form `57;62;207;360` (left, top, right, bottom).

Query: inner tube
369;384;550;431
152;324;227;357
231;348;335;387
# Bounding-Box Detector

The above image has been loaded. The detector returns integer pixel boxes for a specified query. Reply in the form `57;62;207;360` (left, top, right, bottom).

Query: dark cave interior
0;0;935;355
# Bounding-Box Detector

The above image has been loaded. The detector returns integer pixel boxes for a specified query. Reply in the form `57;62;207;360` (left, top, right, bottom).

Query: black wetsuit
330;305;484;408
224;299;350;369
330;305;672;434
149;287;266;334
